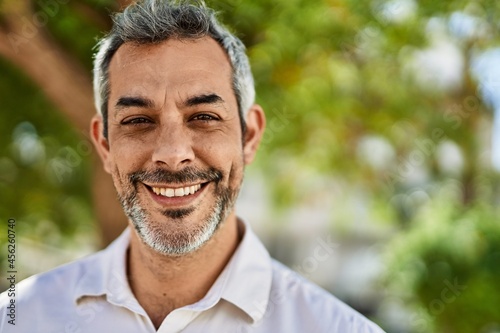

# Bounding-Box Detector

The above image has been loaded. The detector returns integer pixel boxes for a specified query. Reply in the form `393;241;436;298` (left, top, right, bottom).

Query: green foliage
0;58;94;259
385;180;500;333
40;0;119;69
212;0;499;214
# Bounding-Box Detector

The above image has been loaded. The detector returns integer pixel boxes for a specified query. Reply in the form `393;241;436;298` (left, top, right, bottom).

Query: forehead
108;37;234;99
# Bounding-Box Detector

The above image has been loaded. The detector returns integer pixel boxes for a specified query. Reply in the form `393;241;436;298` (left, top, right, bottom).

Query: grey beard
118;176;237;256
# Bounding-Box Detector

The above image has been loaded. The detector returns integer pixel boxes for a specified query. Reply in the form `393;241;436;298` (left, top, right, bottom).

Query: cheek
109;135;152;166
227;161;244;185
224;145;246;185
204;140;244;169
109;164;127;194
195;127;241;153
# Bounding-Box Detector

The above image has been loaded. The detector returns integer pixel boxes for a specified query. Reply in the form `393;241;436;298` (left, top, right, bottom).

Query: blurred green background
1;0;500;332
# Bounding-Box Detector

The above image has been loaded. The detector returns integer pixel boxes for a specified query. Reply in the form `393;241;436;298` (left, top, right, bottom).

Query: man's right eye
121;117;152;125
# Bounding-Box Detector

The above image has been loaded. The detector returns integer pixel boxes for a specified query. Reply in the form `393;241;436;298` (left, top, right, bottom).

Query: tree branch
69;2;112;31
116;0;134;10
0;28;93;131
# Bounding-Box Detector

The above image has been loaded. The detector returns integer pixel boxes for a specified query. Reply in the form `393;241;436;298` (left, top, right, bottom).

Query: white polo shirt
0;221;385;333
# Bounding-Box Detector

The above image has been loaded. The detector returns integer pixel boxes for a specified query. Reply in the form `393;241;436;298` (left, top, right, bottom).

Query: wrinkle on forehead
107;36;238;114
111;37;232;73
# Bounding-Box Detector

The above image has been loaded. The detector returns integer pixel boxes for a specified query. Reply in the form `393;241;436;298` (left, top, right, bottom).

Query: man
1;1;385;332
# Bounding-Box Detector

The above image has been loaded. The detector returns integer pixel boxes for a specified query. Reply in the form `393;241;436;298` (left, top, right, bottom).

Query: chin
130;196;232;256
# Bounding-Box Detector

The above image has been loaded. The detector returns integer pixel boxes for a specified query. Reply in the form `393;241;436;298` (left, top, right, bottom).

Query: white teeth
151;184;203;197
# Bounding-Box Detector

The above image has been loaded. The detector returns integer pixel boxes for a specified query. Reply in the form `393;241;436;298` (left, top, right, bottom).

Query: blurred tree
1;0;500;331
0;0;133;245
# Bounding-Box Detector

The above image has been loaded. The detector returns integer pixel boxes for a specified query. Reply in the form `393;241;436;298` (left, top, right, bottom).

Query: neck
127;212;241;329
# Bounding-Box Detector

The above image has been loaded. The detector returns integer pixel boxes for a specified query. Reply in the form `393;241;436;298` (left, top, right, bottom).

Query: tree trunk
0;0;128;246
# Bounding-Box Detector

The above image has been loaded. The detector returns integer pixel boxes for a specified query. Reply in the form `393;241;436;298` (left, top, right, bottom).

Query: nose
151;119;195;170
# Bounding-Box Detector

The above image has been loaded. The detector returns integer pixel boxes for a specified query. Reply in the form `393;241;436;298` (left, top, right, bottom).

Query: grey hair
93;0;255;138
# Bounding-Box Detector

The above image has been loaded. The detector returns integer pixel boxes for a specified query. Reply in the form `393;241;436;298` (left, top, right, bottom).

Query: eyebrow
115;96;155;111
184;93;224;108
114;93;225;113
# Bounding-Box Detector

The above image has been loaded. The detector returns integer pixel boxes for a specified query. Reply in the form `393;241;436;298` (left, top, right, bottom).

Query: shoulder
0;252;102;332
2;252;98;302
268;259;385;333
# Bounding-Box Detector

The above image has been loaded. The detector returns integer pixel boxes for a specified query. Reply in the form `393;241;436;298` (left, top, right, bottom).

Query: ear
90;114;112;174
243;104;266;165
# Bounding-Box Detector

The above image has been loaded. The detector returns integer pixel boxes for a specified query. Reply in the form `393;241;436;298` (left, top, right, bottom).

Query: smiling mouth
148;183;205;198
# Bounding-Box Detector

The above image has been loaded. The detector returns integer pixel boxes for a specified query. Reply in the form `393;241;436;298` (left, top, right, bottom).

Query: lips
135;167;222;208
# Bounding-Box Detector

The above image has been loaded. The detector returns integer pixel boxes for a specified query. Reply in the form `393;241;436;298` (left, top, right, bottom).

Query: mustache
129;166;223;186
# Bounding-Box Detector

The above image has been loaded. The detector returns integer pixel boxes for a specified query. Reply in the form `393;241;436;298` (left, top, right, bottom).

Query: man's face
91;37;264;255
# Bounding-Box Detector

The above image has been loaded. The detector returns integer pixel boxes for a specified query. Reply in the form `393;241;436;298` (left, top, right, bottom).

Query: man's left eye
192;114;218;122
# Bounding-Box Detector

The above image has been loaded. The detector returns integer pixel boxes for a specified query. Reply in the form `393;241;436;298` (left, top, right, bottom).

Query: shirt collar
183;219;273;322
74;228;145;314
73;220;273;323
219;219;273;322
